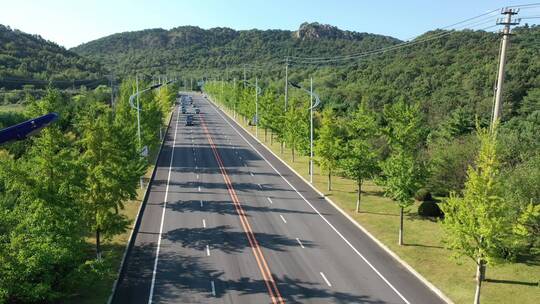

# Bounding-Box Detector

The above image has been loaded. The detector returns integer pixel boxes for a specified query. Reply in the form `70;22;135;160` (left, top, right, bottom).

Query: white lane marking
244;163;248;167
197;174;199;179
296;238;305;248
202;219;206;228
196;165;198;169
267;197;273;204
211;280;216;296
206;244;210;256
279;215;287;224
148;106;180;304
250;172;254;177
198;186;201;192
320;272;332;287
258;183;263;190
200;200;204;207
208;98;411;304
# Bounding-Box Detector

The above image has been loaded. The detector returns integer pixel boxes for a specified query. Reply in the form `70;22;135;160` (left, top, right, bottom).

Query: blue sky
0;0;537;48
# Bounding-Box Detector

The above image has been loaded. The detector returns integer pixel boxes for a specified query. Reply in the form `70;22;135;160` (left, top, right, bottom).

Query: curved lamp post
243;78;262;137
289;78;321;184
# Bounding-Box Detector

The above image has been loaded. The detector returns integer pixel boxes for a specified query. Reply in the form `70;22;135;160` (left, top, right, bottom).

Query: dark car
186;115;194;126
195;108;200;114
182;107;187;114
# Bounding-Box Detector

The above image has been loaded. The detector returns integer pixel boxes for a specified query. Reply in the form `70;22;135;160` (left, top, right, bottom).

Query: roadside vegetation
0;82;177;303
204;64;539;303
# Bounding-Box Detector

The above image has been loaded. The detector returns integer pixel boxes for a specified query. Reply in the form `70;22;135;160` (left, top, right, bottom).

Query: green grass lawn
0;104;25;112
215;100;540;304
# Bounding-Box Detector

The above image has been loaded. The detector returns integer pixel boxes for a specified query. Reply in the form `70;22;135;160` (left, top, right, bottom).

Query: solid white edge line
320;272;332;287
280;215;287;224
148;106;180;304
296;238;305;248
205;95;413;304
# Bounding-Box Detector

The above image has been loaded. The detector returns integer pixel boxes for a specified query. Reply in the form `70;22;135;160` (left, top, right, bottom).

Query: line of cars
177;94;201;126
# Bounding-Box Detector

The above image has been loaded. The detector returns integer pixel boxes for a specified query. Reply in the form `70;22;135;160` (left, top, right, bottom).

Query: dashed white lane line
267;197;273;204
198;186;201;192
296;238;305;248
250;172;254;177
279;215;287;224
258;183;263;190
208;101;411;304
197;174;199;179
206;244;210;256
320;272;332;287
202;219;206;228
211;280;216;296
200;200;204;207
244;163;248;167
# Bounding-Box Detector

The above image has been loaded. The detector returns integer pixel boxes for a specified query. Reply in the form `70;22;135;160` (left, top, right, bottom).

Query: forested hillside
0;25;105;89
72;22;401;74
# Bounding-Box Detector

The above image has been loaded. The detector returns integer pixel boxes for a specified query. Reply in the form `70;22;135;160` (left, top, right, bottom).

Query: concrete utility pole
284;57;289;111
492;8;520;130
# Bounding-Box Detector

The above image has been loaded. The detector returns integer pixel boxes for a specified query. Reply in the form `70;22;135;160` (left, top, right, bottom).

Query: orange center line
200;114;285;304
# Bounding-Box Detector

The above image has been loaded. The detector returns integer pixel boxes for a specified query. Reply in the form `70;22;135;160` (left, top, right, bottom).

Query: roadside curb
107;108;175;304
204;93;453;304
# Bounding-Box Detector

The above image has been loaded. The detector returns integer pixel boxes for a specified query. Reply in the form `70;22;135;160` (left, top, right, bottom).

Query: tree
339;102;379;211
315;108;345;191
379;99;425;245
78;102;132;259
441;127;512;304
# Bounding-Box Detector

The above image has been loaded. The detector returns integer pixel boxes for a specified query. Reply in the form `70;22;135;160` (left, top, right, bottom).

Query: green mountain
0;24;105;89
71;22;401;75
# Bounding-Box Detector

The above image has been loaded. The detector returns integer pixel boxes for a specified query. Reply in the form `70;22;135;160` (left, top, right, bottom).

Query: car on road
195;108;200;114
186;114;194;126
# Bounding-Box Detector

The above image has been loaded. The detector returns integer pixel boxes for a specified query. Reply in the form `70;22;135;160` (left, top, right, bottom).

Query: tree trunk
264;128;268;142
399;206;404;245
96;227;102;260
280;142;284;154
292;147;295;162
328;169;332;192
474;259;486;304
355;180;362;213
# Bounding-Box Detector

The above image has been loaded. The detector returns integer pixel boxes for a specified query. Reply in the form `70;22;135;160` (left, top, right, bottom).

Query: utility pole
255;77;259;138
284;57;289;111
492;8;520;130
310;77;314;184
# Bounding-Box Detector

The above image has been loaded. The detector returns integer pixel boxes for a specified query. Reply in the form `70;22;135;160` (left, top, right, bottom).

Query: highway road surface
112;92;446;304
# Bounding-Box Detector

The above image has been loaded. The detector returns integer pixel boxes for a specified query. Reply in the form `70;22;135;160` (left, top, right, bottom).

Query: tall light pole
255;77;259;138
243;79;262;138
310;77;314;184
289;80;321;184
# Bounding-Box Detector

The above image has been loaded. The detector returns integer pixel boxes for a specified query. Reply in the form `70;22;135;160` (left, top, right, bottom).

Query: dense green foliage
0;80;176;302
0;25;105;89
72;23;400;75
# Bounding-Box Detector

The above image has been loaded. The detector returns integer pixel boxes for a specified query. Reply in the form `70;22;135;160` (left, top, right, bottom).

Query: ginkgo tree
441;126;513;304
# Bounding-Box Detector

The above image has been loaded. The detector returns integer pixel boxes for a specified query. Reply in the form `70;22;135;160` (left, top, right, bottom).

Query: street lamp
289;78;321;184
243;78;262;137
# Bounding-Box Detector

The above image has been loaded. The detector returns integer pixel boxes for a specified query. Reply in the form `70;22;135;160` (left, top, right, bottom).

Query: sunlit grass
218;102;540;304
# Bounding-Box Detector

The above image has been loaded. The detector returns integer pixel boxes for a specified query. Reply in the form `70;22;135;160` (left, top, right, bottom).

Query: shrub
418;201;443;217
414;188;432;201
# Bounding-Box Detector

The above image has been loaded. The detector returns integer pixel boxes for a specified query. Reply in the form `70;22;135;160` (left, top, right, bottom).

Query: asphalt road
112;92;446;304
